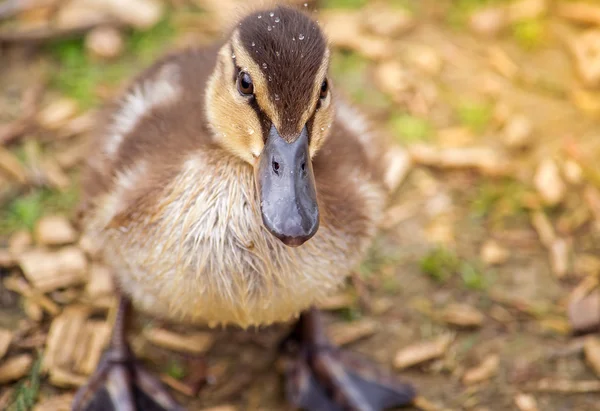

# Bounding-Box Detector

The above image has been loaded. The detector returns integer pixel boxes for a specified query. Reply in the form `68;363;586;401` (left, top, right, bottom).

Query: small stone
37;98;79;130
480;240;509;266
568;290;600;333
503;114;533;149
462;354;500;385
534;159;566;206
441;303;484;328
85;26;124;60
144;328;215;354
34;215;78;246
584;337;600;378
394;334;453;369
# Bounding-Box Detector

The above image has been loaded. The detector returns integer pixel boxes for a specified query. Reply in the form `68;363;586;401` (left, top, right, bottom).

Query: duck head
205;5;334;247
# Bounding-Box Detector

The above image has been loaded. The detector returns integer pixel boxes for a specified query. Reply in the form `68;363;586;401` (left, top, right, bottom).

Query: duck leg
281;307;416;411
72;296;185;411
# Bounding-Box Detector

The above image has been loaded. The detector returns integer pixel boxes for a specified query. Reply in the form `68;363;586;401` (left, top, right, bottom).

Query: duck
72;3;416;411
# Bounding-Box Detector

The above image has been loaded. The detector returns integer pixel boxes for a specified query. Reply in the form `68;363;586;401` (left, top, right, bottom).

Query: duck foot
281;308;416;411
72;297;185;411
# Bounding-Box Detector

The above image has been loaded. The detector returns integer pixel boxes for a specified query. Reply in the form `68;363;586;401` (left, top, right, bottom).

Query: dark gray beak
256;124;319;247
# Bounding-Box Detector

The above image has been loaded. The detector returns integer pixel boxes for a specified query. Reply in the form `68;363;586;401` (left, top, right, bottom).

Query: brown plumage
74;4;416;411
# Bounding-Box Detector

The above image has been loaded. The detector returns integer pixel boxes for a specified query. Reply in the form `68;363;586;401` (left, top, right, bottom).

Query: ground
1;1;600;410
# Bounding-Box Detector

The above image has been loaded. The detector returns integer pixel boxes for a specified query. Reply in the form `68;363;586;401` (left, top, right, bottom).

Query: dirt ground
1;1;600;410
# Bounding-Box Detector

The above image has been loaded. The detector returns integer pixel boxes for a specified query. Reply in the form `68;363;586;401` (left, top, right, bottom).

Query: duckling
72;4;416;411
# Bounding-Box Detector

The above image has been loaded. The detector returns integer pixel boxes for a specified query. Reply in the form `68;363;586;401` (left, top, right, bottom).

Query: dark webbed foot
72;298;184;411
281;308;416;411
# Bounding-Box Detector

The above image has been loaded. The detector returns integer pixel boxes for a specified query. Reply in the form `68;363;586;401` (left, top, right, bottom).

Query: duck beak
255;124;319;247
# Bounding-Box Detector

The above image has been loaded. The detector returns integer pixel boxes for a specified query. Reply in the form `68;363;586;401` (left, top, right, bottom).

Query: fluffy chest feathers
88;147;385;328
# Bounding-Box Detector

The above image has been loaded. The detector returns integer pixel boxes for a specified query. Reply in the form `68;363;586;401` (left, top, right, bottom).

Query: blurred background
1;0;600;410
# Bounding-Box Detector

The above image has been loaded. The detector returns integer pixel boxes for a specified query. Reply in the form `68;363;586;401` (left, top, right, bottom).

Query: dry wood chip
568;290;600;333
33;393;75;411
584;337;600;378
34;215;78;246
374;61;409;100
480;240;509;266
18;246;88;292
0;146;28;184
317;293;355;310
557;2;600;27
85;26;124;60
43;305;91;375
0;329;12;361
394;334;453;370
55;139;89;169
507;0;547;23
37;98;79;130
75;320;111;375
23;298;44;322
569;30;600;88
469;6;507;36
514;393;539;411
0;249;16;268
462;354;499;385
48;366;88;387
38;157;71;190
3;275;60;315
530;211;555;247
328;319;377;346
531;378;600;393
549;238;569;278
200;406;237;411
441;304;484;328
502;114;533;150
56;111;96;140
383;146;412;194
534;159;566;206
408;144;510;176
85;263;115;300
363;5;415;37
161;374;196;397
0;354;33;384
144;328;214;354
9;230;32;254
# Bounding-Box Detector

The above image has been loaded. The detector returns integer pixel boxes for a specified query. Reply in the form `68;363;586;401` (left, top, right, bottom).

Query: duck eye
237;72;254;96
319;79;328;99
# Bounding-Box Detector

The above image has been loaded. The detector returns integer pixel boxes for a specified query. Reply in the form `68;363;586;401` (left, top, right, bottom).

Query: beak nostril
301;162;306;173
272;159;280;174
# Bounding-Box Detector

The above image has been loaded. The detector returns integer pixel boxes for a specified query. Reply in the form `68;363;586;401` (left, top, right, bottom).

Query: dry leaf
144;328;215;354
0;354;33;384
462;354;499;384
441;304;484;328
394;334;453;369
34;215;78;246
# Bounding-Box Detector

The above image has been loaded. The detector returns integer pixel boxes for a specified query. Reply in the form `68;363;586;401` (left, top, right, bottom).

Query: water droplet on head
292;36;296;41
262;63;267;69
252;41;255;47
267;25;272;31
303;2;308;7
275;51;280;57
274;17;280;23
274;94;280;100
320;127;325;131
268;75;272;82
247;127;255;135
269;12;274;17
298;34;305;40
231;53;235;58
258;15;262;19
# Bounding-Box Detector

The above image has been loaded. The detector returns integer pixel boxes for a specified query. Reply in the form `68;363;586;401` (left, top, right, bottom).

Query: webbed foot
72;297;184;411
281;308;416;411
